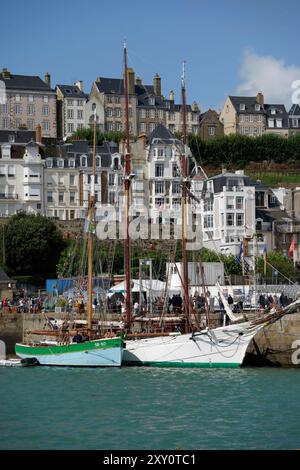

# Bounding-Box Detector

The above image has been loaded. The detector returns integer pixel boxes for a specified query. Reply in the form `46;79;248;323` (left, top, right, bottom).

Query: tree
4;212;65;277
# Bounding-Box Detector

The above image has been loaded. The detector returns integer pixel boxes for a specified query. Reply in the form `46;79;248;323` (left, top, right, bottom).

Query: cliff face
246;312;300;367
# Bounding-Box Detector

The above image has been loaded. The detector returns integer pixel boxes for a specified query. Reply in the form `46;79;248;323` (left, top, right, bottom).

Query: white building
201;170;257;256
0;129;44;217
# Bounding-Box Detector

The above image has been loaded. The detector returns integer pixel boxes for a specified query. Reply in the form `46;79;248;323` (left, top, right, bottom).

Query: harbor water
0;367;300;450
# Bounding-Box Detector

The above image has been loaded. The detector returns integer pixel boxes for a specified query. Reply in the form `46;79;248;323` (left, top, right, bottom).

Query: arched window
113;157;119;170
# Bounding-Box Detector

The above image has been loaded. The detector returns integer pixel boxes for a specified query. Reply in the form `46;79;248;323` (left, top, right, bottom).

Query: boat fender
20;357;39;367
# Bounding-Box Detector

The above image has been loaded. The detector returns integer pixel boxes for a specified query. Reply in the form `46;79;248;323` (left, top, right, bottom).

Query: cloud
236;49;300;107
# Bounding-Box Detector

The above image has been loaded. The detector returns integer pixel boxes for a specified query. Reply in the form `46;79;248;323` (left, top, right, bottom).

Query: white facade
201;171;257;256
0;140;44;217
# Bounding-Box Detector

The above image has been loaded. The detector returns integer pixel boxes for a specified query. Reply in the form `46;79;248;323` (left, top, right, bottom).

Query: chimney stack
153;73;161;96
75;80;84;92
169;90;175;101
256;91;264;106
2;68;11;79
135;76;142;86
126;68;135;95
44;72;51;88
35;124;42;144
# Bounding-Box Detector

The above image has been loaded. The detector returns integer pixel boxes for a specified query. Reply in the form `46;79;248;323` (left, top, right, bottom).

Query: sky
1;0;300;110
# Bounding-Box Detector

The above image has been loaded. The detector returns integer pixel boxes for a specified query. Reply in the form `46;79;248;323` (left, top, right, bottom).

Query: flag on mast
289;238;295;257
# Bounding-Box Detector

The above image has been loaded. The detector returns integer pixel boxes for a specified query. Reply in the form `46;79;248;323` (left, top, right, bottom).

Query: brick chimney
35;124;42;144
75;80;83;92
256;91;264;106
126;68;135;95
153;73;161;96
2;68;11;79
44;72;51;88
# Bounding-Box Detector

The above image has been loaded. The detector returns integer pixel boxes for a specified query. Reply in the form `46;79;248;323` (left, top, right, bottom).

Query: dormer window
255;104;260;111
271;108;276;115
8;135;15;143
96;156;101;167
149;97;155;106
46;158;53;168
69;159;75;168
239;103;245;111
58;159;64;168
81;156;87;167
15;94;20;102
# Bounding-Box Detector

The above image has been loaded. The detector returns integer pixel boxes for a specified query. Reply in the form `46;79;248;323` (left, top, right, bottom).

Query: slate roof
264;104;289;128
0;130;35;144
229;96;265;114
56;84;87;99
45;140;122;169
289;104;300;116
95;78;124;94
0;72;53;92
148;123;183;148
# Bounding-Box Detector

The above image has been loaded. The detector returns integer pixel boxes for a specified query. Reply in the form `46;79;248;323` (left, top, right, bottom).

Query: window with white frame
239;103;245;111
2;117;8;129
15;119;21;128
270;108;276;115
208;126;215;136
28;95;34;102
149;123;155;133
67;109;73;119
249;114;253;122
268;119;274;128
27;119;34;130
236;213;244;226
42;121;50;131
69;159;75;168
236;196;243;209
155;181;164;194
70;174;75;185
43;105;49;116
149;109;155;119
139;122;146;133
109;174;115;186
77;110;83;119
204;214;213;228
115;108;121;118
58;159;64;168
204;198;213;211
292;118;299;127
226;213;234;226
255;104;260;111
276;119;282;128
67;123;74;133
257;115;263;122
58;191;64;203
172;182;181;194
47;191;53;203
43;96;49;103
226;196;234;209
70;191;76;204
155;163;164;177
109;192;115;204
15;104;21;114
46;158;53;168
140;109;146;118
27;104;35;115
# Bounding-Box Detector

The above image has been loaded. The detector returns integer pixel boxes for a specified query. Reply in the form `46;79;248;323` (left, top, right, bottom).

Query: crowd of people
1;295;44;313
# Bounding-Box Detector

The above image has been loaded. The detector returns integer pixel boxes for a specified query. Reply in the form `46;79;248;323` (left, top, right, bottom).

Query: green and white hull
15;337;123;367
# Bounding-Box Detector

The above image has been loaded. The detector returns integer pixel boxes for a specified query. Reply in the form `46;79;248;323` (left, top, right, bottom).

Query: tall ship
15;107;124;367
121;48;281;367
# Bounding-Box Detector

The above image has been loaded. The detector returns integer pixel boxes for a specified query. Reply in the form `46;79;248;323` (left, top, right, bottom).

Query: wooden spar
181;61;190;333
124;42;132;328
87;104;97;333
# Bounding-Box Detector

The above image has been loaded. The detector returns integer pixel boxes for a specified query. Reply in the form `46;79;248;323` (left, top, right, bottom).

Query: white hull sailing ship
122;322;265;368
121;49;274;368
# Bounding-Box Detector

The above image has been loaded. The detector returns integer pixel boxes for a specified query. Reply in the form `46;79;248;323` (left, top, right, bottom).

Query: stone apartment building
85;69;201;137
56;82;87;138
0;68;57;138
198;109;224;140
44;140;123;221
220;92;289;137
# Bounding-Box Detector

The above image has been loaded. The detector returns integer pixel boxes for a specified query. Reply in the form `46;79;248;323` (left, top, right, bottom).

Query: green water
0;367;300;450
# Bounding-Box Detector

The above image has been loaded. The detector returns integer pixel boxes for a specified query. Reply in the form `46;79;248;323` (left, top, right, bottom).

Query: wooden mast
181;61;190;333
87;104;97;333
124;42;132;328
